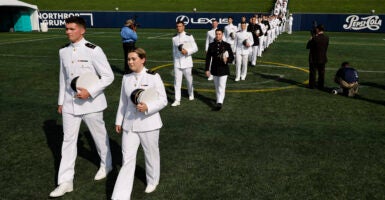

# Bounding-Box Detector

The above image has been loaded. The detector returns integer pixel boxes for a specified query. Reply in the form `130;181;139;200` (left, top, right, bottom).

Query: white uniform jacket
224;24;238;46
172;31;198;69
115;68;167;132
58;38;114;115
205;28;227;51
234;30;254;55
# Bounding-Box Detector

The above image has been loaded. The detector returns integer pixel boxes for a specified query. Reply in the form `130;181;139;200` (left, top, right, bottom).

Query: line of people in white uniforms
50;5;294;199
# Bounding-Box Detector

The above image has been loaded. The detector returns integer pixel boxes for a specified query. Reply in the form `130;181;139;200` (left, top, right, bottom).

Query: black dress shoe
214;103;222;111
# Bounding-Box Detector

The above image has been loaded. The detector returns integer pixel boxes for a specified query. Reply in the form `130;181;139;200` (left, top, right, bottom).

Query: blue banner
39;11;384;33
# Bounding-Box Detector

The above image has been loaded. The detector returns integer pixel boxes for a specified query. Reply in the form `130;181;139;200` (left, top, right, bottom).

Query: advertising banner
297;13;384;33
38;11;384;33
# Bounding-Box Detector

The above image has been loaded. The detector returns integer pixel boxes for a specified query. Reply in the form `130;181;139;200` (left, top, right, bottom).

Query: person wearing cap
171;21;198;107
332;61;359;97
50;16;114;198
205;29;234;110
121;19;138;74
112;48;167;199
306;24;329;89
234;21;254;81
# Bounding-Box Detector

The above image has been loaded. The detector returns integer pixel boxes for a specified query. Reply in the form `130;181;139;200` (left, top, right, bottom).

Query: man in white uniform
287;13;293;34
171;21;198;107
224;16;238;54
257;16;267;57
49;16;114;198
234;22;254;81
247;16;263;67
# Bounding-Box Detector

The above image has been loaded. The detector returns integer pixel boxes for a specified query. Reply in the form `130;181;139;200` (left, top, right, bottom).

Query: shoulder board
185;32;192;36
85;43;96;49
60;43;70;49
146;70;156;75
237;30;241;32
173;33;178;37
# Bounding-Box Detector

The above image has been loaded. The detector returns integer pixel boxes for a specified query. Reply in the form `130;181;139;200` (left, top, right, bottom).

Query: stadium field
0;27;384;200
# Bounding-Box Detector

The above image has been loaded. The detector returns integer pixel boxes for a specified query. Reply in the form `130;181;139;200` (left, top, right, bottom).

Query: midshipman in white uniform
171;21;198;107
234;22;254;81
112;48;167;200
50;16;114;198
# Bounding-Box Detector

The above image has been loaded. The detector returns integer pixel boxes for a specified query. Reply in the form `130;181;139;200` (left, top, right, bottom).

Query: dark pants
123;42;135;74
309;63;325;89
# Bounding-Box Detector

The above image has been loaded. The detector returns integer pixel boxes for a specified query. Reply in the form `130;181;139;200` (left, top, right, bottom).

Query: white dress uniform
224;23;238;52
258;22;267;57
234;30;254;81
287;15;293;34
112;68;167;200
57;38;114;185
205;28;216;52
172;31;198;102
205;28;216;81
237;22;249;31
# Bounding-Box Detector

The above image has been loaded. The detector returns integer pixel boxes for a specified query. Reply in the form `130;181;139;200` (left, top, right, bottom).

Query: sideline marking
147;33;174;39
152;60;309;93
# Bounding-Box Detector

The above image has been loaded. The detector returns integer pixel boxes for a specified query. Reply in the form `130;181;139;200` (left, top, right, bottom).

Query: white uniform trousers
213;75;227;104
174;67;193;101
111;129;160;200
236;53;249;80
288;25;292;34
58;111;112;185
258;36;264;57
249;46;259;66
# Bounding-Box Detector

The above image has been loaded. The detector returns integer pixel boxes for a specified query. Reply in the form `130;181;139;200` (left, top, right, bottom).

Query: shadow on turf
321;84;384;106
43;120;148;199
165;86;217;110
253;72;307;88
360;82;385;90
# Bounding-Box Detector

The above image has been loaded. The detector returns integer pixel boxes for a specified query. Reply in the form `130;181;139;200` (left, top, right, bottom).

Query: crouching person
332;61;359;97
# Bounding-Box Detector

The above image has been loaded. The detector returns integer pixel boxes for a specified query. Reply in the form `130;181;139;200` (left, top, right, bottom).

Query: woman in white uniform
112;48;168;200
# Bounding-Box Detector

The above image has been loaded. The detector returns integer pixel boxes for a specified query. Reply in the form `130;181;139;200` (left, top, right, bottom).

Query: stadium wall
38;11;384;33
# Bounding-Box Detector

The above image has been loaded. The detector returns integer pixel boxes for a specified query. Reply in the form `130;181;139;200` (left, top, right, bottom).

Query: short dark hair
228;16;233;20
341;61;350;67
65;16;86;29
215;28;224;33
176;21;185;26
316;24;325;31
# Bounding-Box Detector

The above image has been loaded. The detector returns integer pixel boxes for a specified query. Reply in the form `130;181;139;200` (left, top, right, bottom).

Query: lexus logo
176;15;190;25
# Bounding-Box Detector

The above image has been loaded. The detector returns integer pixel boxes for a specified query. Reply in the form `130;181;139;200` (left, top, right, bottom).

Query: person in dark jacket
332;61;359;97
306;24;329;89
205;29;234;110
